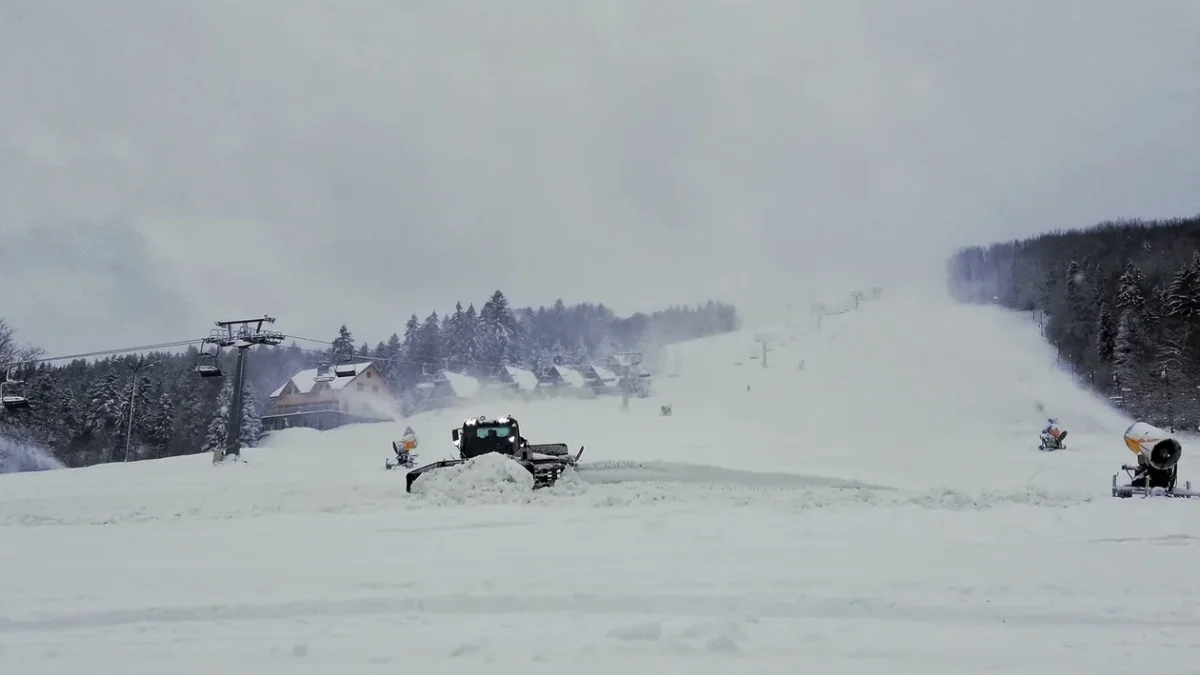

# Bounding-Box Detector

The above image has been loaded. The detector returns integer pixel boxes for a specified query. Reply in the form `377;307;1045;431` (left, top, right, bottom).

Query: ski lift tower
205;315;286;464
754;333;776;368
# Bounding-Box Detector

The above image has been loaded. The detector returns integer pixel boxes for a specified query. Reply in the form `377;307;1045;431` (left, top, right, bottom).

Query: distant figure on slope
1123;421;1182;490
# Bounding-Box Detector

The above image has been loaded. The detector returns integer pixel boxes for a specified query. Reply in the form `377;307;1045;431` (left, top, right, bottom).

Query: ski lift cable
3;329;635;375
0;338;207;370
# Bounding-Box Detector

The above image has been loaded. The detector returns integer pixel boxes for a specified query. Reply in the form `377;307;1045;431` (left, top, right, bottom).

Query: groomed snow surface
3;285;1200;675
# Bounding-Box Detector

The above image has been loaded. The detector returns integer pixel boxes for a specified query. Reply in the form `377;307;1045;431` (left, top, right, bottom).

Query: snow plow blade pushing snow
404;415;583;493
405;459;467;491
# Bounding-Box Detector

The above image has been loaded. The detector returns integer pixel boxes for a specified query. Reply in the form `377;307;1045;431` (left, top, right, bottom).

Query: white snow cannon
1112;422;1198;498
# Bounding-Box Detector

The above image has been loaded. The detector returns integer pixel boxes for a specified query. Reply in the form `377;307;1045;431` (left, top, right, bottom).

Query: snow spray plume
0;433;65;473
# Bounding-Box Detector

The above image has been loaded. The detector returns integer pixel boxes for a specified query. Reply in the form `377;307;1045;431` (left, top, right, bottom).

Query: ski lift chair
0;377;30;409
333;361;359;378
314;363;336;383
195;362;223;377
194;340;224;377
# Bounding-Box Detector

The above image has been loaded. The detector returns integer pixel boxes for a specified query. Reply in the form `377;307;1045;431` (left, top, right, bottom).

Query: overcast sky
2;0;1198;354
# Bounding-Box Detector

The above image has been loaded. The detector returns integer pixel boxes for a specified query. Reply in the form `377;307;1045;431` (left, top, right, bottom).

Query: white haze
1;0;1198;351
0;433;65;473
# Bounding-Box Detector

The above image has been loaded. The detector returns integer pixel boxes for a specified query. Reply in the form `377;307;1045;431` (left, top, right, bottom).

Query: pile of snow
409;453;589;506
411;454;528;504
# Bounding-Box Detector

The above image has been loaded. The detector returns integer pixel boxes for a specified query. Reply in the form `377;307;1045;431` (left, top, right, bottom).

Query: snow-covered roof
441;371;480;398
589;365;618;383
269;362;373;397
611;353;637;367
502;365;539;391
551;365;586;388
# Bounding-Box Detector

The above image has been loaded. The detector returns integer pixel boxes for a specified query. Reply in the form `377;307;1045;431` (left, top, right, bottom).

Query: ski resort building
421;370;481;409
497;365;539;393
263;362;396;432
538;365;589;394
582;364;620;394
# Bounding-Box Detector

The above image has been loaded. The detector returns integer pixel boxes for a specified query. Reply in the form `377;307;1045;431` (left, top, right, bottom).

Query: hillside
3;285;1198;673
947;215;1200;429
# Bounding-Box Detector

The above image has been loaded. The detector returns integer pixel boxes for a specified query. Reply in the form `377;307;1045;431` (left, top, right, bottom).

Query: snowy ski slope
3;285;1199;674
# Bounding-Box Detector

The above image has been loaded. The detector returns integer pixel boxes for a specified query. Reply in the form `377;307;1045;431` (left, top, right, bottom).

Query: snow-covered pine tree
396;314;422;387
461;304;480;372
569;336;589;366
413;312;442;373
478;290;517;372
202;378;233;454
402;315;420;350
1095;303;1115;363
239;379;264;448
380;332;402;387
82;368;126;462
331;325;356;359
532;340;567;379
442;302;468;371
83;368;123;433
202;376;262;454
53;382;82;451
173;369;212;451
1115;263;1146;312
1166;253;1200;321
371;340;390;385
144;390;175;458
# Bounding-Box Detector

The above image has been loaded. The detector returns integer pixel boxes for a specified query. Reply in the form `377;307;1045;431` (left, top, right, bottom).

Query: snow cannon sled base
1111;465;1200;499
1038;430;1067;451
385;441;418;471
403;415;583;493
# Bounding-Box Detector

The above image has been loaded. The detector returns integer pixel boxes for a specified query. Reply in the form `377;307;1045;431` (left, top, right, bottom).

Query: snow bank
411;454;528;504
409;454;589;506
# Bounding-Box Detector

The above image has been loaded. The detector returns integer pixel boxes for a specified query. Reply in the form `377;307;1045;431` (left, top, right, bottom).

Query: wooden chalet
263;362;396;432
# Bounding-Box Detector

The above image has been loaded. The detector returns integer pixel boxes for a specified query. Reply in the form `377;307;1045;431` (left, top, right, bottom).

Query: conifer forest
948;214;1200;431
0;290;739;468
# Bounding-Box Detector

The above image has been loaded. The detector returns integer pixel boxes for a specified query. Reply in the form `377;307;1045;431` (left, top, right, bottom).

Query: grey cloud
0;219;190;353
1;0;1198;350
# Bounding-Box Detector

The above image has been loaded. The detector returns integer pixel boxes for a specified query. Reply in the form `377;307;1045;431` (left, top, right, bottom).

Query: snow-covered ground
3;286;1199;674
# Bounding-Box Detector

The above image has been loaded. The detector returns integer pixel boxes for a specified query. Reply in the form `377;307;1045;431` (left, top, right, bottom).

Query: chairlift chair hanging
1;369;30;409
313;362;336;383
194;339;224;377
333;360;359;378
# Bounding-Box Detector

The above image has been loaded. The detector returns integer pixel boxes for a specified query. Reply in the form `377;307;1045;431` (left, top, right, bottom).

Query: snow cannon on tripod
1112;422;1199;499
386;426;419;471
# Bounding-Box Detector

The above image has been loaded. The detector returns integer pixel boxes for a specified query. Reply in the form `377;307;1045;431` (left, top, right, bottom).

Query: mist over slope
643;285;1135;491
0;434;65;474
0;284;1147;498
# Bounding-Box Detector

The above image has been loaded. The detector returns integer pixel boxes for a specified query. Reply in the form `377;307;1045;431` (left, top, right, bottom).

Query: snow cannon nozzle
1149;439;1182;471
